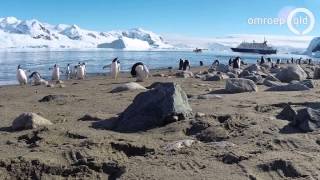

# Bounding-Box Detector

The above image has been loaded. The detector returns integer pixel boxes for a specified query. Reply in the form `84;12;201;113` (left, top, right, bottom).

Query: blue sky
0;0;318;37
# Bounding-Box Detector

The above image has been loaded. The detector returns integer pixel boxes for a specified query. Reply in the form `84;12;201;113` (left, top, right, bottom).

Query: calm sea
0;49;315;85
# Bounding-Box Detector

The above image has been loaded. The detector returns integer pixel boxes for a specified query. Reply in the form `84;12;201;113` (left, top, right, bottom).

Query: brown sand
0;67;319;179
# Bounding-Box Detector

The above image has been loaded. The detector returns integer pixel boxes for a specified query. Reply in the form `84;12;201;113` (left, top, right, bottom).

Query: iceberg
306;37;320;57
98;37;150;50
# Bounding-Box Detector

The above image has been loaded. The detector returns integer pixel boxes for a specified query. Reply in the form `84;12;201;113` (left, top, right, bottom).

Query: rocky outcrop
113;82;192;132
225;78;258;93
12;112;53;131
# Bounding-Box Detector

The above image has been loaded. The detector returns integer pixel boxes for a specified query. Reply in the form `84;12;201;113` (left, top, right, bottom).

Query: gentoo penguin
52;64;60;81
66;64;71;79
29;71;48;86
179;59;184;70
82;62;87;77
111;58;120;79
229;58;233;66
260;56;265;65
72;65;78;79
183;60;190;71
232;57;241;69
267;58;272;63
77;64;86;80
131;62;149;82
213;59;220;66
276;59;281;64
16;65;28;85
199;61;204;66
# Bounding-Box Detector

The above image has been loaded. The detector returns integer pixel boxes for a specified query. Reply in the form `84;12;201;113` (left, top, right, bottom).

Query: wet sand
0;66;320;179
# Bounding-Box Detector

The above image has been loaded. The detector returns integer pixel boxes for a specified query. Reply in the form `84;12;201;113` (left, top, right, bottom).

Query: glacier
0;17;173;50
306;37;320;57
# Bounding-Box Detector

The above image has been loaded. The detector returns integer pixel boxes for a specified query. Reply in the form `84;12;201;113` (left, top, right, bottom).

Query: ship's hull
231;48;277;55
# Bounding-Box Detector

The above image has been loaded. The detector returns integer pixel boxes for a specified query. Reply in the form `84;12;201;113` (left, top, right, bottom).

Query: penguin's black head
54;64;57;68
17;65;21;69
67;64;70;66
82;62;86;65
112;57;118;63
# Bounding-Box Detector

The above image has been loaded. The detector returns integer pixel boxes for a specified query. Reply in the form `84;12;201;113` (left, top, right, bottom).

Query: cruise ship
231;40;277;54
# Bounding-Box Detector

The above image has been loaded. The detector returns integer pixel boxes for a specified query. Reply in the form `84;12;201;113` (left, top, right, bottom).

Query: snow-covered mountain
0;17;173;50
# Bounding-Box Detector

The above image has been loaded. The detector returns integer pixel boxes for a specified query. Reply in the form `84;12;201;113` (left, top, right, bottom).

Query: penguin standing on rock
16;65;28;85
131;62;149;82
260;56;265;65
232;57;241;69
52;64;60;81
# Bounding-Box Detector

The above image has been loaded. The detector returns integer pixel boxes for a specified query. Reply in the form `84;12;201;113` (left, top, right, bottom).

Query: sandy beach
0;64;320;180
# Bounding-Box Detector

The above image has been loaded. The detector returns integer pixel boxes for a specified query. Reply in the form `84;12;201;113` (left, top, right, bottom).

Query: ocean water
0;50;315;85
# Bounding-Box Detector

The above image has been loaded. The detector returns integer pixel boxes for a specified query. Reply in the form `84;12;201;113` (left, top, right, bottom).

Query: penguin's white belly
77;66;85;79
111;63;119;78
135;65;147;82
52;69;60;80
17;69;27;85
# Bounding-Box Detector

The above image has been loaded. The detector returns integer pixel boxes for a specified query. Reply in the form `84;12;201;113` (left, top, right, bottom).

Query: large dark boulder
216;64;230;73
300;79;316;88
225;78;258;93
276;104;297;121
292;108;320;132
243;74;263;84
204;74;222;81
266;83;310;91
313;67;320;79
113;82;192;132
243;64;261;73
275;65;307;83
263;79;286;87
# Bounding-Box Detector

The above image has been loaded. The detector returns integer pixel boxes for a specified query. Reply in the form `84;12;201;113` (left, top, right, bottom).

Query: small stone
195;112;206;118
176;71;194;78
46;84;54;88
57;84;66;88
153;73;165;77
110;82;146;93
196;126;229;142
